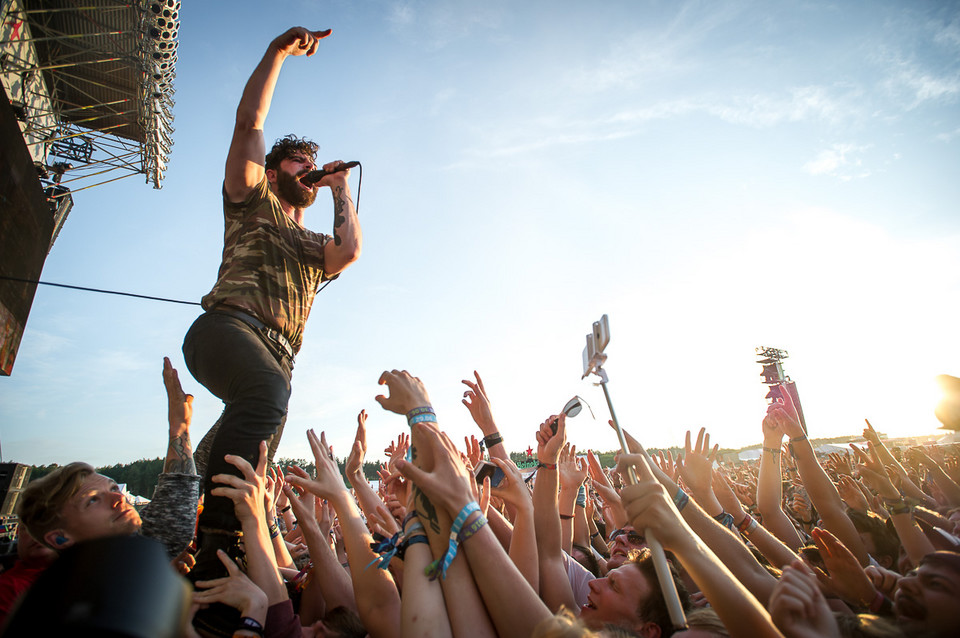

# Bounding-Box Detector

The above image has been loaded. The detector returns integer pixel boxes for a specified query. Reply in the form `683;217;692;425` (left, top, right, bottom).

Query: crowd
0;360;958;638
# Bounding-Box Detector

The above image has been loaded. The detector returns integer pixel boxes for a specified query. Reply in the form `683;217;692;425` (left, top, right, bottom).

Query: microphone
300;161;360;186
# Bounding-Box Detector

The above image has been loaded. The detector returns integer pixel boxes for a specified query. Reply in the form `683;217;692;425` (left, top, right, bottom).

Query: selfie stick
593;363;688;630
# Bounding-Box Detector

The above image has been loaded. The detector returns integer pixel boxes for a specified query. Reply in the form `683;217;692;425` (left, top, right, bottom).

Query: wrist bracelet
591;532;600;539
268;521;280;539
888;501;912;516
867;590;886;613
237;617;265;637
279;505;291;514
559;514;574;520
457;512;488;543
425;501;479;580
538;461;557;470
483;432;504;448
406;406;436;426
673;487;690;512
398;534;429;560
789;434;807;443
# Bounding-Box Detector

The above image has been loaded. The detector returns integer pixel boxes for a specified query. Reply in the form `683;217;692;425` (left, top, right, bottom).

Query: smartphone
474;461;506;488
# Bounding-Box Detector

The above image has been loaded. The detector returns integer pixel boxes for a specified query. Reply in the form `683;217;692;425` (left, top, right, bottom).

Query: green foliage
98;458;165;498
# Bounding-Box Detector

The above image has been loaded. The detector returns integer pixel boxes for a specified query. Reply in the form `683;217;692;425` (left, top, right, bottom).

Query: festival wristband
483;432;504;448
538;461;557;470
673;487;690;512
426;501;479;580
406;406;436;427
457;512;488;543
789;434;807;443
237;617;265;637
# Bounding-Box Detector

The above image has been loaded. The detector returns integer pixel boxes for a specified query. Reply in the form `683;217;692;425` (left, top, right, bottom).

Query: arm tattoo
332;185;348;246
413;485;441;534
165;432;197;475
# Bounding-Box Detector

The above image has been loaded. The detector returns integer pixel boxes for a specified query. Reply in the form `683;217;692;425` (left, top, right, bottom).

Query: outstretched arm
619;453;783;638
768;385;869;566
162;357;196;475
225;27;330;202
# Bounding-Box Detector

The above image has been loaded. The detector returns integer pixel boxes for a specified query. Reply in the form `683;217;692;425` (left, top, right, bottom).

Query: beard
275;168;317;209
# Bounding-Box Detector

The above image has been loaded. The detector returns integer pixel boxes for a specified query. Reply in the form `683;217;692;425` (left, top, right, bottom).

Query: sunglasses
609;528;645;545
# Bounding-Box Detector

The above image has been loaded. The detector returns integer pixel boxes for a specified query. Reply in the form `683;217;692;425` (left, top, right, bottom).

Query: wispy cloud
803;143;872;180
385;0;505;50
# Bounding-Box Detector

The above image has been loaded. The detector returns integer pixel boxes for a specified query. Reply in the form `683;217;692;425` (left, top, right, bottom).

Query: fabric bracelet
398;534;429;560
278;505;292;514
673;487;690;512
457;512;488;543
482;432;504;448
426;501;479;580
406;406;436;427
736;513;754;533
713;511;736;531
237;616;265;637
538;461;557;470
268;521;280;539
559;514;574;520
789;434;807;443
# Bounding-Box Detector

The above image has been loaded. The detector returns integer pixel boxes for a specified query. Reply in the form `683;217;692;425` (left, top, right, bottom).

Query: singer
181;26;361;588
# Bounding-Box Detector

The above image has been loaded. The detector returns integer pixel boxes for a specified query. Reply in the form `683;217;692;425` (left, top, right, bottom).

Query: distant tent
118;484;150;506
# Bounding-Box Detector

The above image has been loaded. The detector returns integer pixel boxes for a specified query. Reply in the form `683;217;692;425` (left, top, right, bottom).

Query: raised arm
768;385;869;566
397;423;552;638
618;453;783;638
757;410;804;549
224;27;330;202
532;414;580;613
162;356;196;475
286;430;400;638
461;371;508;464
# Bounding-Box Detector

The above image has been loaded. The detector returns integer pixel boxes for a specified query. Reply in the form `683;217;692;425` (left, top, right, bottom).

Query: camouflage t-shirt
201;177;333;353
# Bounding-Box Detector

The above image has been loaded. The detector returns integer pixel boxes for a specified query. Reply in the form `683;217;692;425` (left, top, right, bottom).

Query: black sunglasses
609;528;645;545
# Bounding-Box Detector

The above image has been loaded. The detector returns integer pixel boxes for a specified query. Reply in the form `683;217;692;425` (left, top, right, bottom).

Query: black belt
213;307;295;361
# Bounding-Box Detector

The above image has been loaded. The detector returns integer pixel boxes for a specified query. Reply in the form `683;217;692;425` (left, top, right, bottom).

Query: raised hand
384;432;410;473
836;475;869;513
808;527;878;608
536;414;567;465
617;452;694;551
490;457;533;509
461;371;496;433
345;410;368;481
285;430;347;500
271;27;332;58
375;370;432;416
464;435;483;470
862;419;881;445
396;425;475;517
766;384;805;439
769;560;842;638
678;427;719;496
558;444;588;491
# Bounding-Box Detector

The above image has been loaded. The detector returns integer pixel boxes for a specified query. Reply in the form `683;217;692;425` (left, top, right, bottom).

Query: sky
2;0;959;470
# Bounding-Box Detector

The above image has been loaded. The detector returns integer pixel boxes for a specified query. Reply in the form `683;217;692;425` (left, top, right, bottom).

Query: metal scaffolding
1;0;180;195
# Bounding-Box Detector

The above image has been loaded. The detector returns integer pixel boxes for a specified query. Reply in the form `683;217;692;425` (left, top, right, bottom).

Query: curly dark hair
265;134;318;171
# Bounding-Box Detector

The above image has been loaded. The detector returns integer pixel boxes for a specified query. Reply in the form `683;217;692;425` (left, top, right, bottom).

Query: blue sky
2;0;959;469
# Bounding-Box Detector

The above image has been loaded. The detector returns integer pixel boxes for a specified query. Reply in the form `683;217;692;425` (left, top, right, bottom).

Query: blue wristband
426;501;479;580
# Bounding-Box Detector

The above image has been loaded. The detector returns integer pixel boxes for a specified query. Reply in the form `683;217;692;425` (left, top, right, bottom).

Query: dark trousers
182;311;293;532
